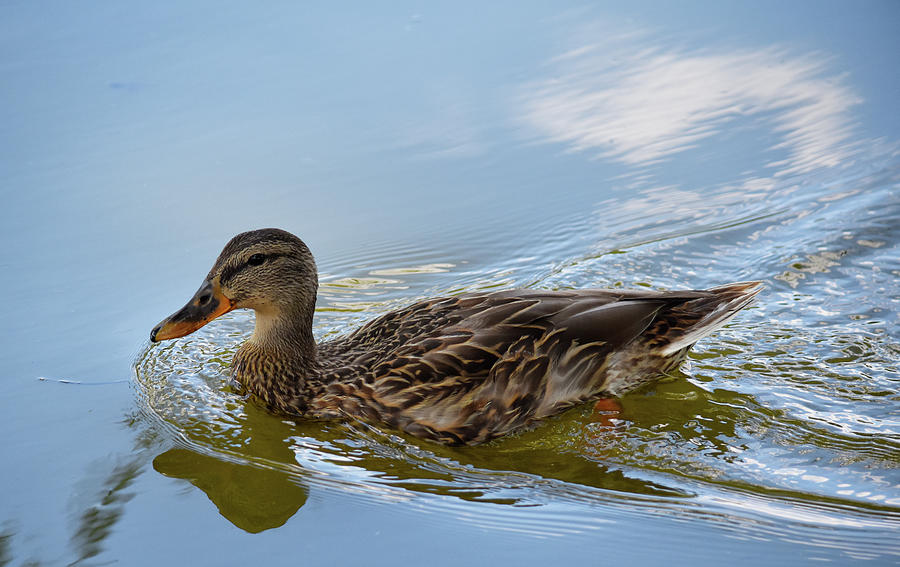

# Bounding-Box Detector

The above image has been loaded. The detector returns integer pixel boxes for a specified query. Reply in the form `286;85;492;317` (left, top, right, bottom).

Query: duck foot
592;397;623;427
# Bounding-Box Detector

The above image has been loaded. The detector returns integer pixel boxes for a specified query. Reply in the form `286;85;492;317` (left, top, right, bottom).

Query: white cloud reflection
519;30;862;176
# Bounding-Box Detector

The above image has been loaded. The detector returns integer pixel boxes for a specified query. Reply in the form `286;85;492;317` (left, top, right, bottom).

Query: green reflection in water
148;389;309;533
153;448;307;533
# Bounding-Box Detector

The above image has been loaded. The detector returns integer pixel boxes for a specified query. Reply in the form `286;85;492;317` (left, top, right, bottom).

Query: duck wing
317;284;759;444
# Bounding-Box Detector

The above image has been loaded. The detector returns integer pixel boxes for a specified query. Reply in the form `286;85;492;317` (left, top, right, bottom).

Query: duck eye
247;253;266;266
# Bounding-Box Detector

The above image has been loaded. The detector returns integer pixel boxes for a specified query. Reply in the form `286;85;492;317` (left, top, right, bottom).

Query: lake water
1;2;898;565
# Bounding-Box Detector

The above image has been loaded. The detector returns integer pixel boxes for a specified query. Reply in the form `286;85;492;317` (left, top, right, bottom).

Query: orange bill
151;280;235;342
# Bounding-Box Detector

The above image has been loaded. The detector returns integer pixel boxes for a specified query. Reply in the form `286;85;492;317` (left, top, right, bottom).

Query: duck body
152;229;760;445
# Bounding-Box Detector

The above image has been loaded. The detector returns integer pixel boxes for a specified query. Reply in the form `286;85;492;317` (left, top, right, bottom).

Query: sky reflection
519;27;862;177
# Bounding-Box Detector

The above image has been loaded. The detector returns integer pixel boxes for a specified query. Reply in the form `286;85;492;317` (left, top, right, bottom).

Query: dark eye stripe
220;252;286;286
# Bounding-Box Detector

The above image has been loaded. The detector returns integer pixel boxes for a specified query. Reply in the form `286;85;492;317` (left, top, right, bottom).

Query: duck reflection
146;387;694;535
149;391;696;535
150;401;308;533
153;447;306;533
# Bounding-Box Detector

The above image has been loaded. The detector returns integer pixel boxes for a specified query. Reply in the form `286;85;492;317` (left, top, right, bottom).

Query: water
1;2;898;565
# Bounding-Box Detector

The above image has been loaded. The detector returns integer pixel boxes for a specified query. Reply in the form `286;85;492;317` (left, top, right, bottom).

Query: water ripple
134;144;898;560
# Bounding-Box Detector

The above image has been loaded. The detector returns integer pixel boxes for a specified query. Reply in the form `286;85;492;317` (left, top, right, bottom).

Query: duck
151;228;760;445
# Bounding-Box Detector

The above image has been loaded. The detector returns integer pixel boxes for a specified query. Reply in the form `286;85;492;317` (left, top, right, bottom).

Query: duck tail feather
658;281;762;356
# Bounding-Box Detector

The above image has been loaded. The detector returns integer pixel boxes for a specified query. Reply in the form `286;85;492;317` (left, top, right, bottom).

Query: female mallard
151;228;760;445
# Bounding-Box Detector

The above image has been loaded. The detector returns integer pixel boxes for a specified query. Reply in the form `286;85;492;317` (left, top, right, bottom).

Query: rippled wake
135;150;898;559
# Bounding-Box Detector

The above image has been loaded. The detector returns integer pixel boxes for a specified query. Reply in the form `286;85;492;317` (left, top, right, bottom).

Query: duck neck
234;304;321;413
251;305;318;365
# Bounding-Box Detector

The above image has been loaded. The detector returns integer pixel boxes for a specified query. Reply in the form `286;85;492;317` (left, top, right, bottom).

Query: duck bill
151;280;235;342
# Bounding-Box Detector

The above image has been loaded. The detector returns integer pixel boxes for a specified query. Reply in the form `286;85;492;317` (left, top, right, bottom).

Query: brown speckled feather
308;285;759;444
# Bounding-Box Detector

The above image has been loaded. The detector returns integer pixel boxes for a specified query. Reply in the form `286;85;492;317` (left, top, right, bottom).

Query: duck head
150;228;318;344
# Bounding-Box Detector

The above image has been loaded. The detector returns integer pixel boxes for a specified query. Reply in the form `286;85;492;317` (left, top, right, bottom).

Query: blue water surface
1;2;898;565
